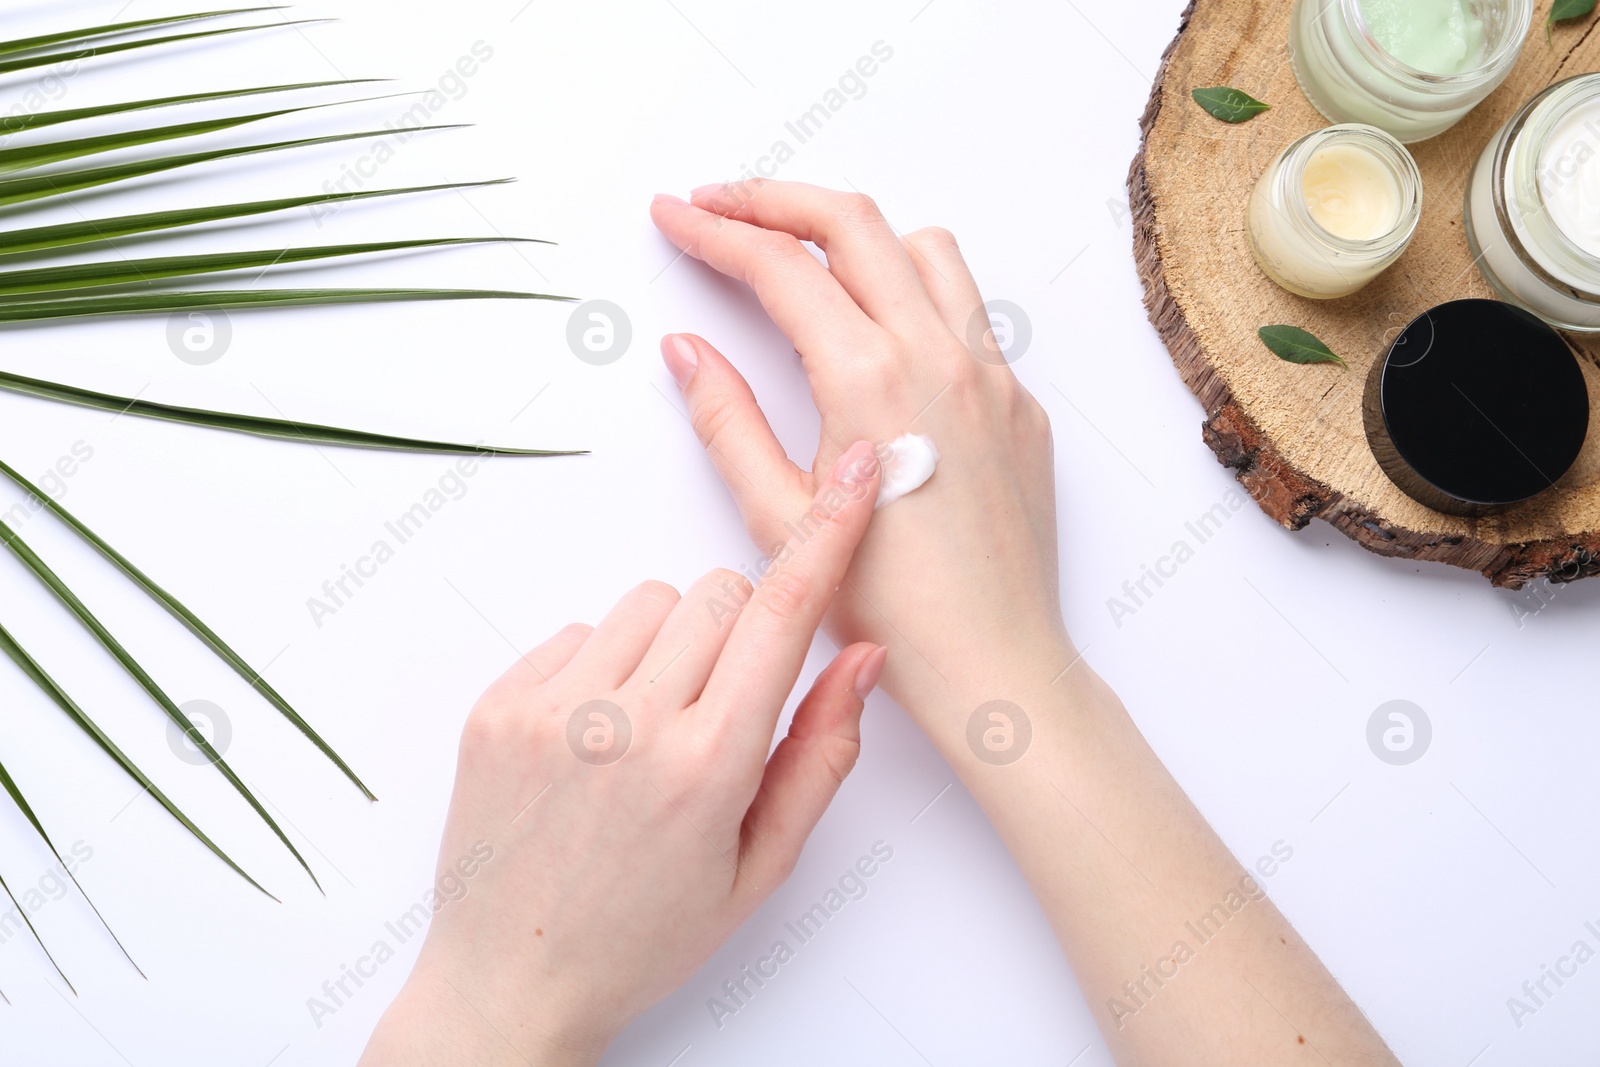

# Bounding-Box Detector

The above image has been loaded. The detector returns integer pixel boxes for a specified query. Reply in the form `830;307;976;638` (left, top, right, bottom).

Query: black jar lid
1363;299;1590;517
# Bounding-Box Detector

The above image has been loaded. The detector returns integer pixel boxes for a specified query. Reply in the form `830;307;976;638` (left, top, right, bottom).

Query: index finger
651;193;882;362
695;439;882;770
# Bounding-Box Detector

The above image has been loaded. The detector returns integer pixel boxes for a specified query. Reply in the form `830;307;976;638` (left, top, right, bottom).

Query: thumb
662;333;808;545
737;641;887;892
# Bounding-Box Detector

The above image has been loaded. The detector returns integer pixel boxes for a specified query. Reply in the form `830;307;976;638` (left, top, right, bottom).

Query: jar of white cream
1466;74;1600;332
1247;124;1422;300
1289;0;1532;142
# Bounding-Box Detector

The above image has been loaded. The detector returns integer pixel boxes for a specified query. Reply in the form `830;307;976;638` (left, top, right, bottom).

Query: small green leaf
1551;0;1597;25
1257;325;1347;367
1191;86;1270;123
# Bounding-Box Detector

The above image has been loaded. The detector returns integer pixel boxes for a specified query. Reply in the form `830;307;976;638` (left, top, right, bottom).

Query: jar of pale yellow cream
1247;124;1422;300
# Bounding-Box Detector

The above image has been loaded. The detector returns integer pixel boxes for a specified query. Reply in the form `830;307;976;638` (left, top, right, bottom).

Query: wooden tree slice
1129;0;1600;588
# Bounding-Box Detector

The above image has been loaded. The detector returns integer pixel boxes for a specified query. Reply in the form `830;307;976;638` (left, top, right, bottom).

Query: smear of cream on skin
875;433;940;509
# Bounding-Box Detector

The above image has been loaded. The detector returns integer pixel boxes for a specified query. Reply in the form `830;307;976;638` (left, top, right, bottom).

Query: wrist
363;959;608;1067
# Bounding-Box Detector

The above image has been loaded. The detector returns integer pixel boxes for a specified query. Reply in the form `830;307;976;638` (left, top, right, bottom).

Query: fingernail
662;334;698;388
830;440;874;484
690;183;725;201
853;646;888;700
653;193;688;207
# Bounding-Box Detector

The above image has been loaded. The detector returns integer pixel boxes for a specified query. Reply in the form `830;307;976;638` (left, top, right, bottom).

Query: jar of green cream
1289;0;1533;143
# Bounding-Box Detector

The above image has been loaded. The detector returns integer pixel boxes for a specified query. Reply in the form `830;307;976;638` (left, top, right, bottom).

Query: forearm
889;643;1398;1066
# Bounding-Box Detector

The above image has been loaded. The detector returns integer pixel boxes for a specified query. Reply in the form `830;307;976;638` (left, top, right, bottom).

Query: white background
0;1;1596;1064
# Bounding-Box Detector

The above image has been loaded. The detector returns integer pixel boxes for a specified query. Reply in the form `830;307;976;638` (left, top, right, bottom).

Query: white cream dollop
875;433;939;509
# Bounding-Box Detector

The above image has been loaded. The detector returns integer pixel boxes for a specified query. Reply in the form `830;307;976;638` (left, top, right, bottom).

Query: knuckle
703;567;755;599
816;734;862;784
756;567;820;623
838;192;883;225
754;232;807;269
557;621;594;643
909;225;959;252
460;703;522;758
689;392;740;450
634;579;682;611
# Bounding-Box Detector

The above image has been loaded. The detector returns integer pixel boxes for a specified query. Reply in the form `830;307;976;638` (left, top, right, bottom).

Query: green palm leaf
0;622;274;898
0;368;583;455
0;8;281;55
0;239;549;297
0;286;566;322
0;127;463;210
0;181;514;257
0;81;378;137
0;20;325;77
0;95;410;175
0;456;373;800
0;523;322;893
0;867;74;994
0;757;143;976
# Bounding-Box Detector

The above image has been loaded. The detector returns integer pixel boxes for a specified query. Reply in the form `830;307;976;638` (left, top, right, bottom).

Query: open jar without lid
1466;74;1600;331
1289;0;1532;142
1247;124;1422;300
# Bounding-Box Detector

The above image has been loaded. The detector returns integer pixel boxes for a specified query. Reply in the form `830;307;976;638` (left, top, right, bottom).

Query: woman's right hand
650;180;1072;726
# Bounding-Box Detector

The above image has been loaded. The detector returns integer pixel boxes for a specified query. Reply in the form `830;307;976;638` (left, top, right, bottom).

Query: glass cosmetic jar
1466;74;1600;331
1289;0;1533;143
1247;124;1422;299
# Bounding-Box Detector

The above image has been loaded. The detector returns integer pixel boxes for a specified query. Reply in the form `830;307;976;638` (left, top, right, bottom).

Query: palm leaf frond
0;20;326;78
0;369;582;455
0;81;380;137
0;867;74;994
0;128;464;210
0;8;282;56
0;622;274;898
0;456;374;800
0;758;143;976
0;95;412;175
0;286;567;323
0;523;321;893
0;181;515;257
0;239;549;298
